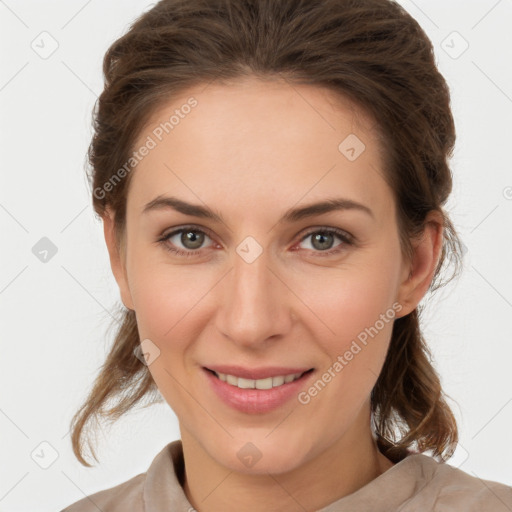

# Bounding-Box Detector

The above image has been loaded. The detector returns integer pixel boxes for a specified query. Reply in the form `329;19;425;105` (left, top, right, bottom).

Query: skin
103;76;443;512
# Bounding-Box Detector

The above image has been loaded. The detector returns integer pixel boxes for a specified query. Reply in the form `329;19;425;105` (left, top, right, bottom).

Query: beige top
61;440;512;511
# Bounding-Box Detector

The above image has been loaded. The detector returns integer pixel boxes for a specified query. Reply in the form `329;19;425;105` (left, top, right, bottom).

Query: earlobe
395;212;444;318
102;208;135;311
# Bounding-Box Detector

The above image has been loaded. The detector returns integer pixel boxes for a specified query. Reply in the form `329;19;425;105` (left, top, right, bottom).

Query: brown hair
71;0;463;466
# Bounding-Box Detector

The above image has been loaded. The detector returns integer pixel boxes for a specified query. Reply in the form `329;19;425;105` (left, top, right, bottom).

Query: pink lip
203;367;315;414
204;365;312;380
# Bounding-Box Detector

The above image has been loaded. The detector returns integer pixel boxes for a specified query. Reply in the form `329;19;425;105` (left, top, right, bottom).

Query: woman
62;0;512;510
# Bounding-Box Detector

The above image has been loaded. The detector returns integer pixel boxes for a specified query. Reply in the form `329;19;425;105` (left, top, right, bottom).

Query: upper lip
204;365;313;380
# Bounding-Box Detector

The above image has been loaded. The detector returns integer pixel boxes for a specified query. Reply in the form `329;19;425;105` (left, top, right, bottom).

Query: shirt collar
143;440;437;511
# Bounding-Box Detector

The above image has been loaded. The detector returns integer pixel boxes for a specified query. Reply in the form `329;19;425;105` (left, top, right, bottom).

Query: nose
213;246;295;349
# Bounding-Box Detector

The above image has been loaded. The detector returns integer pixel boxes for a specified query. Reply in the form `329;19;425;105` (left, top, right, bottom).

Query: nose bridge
215;242;291;346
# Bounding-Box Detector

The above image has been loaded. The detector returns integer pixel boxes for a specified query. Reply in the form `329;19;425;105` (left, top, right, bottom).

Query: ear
395;210;444;317
102;208;135;311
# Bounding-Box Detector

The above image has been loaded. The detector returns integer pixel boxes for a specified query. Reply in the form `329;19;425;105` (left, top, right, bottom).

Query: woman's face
106;77;418;474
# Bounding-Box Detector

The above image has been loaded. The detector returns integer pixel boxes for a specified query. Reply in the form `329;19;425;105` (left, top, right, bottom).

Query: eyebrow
142;195;374;223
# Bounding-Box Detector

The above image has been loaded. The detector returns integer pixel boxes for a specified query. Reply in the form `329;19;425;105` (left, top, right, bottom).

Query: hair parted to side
71;0;464;467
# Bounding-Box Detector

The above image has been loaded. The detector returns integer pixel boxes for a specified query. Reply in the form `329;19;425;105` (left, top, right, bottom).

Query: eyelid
298;225;354;244
159;224;354;245
160;224;216;241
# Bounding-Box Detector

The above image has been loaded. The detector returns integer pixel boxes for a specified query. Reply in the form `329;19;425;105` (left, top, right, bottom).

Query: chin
230;452;301;476
208;434;312;476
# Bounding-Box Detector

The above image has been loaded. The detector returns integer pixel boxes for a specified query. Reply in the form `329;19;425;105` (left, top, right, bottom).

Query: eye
157;226;215;257
157;225;354;258
296;227;354;256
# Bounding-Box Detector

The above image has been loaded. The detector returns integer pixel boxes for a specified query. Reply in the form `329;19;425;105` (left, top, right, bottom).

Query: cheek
294;257;400;408
298;260;399;349
127;247;206;340
127;259;204;414
300;275;397;427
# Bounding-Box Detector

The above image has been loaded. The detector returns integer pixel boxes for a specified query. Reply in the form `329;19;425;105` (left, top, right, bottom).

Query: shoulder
59;472;145;512
406;454;512;511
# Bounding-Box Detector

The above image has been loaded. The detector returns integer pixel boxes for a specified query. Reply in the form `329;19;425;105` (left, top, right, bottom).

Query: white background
1;0;511;510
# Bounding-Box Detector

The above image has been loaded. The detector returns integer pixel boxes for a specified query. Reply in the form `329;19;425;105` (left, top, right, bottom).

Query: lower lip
203;368;315;414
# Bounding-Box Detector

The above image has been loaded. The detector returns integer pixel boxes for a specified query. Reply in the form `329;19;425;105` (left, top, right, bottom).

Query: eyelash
157;225;355;258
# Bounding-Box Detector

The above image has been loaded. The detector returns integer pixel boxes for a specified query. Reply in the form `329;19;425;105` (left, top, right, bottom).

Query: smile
203;367;316;414
211;370;310;390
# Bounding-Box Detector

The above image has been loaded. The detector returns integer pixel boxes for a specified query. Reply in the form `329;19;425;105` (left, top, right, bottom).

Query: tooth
255;377;273;390
218;371;306;389
237;377;255;389
226;374;238;386
272;375;285;386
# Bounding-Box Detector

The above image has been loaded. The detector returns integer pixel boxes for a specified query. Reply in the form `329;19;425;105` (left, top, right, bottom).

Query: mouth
203;366;316;414
204;367;315;390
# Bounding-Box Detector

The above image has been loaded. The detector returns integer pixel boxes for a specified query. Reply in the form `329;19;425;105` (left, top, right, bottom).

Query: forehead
127;77;392;221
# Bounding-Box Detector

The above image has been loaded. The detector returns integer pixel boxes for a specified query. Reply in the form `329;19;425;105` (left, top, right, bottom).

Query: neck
180;403;395;512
